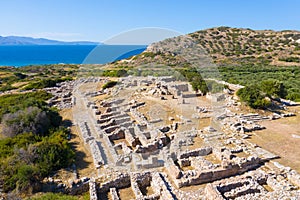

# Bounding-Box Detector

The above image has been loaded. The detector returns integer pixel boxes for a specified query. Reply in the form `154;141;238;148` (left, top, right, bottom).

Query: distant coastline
0;45;147;67
0;35;99;45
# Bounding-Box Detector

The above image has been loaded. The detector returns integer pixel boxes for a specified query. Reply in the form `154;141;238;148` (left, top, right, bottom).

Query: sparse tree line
219;65;300;108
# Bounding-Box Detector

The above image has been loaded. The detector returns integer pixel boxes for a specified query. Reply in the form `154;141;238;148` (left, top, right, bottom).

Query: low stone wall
152;173;175;200
287;170;300;188
100;111;121;119
179;147;212;159
89;179;98;200
136;157;164;169
102;134;118;163
172;156;261;188
108;129;125;141
125;129;138;147
135;135;170;153
88;139;104;168
79;122;94;144
68;181;89;195
166;159;182;180
99;173;131;193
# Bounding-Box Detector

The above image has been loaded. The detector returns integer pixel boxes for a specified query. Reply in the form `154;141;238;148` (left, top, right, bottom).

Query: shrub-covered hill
103;27;300;68
189;27;300;65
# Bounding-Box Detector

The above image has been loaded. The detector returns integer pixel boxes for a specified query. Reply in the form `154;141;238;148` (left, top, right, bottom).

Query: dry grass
0;124;3;139
205;154;222;165
179;183;206;192
0;72;12;78
248;106;300;173
187;137;204;151
11;81;28;88
118;187;135;200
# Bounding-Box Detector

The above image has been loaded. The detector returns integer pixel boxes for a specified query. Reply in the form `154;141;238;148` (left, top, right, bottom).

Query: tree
237;85;271;109
286;92;300;101
34;129;75;176
260;79;287;98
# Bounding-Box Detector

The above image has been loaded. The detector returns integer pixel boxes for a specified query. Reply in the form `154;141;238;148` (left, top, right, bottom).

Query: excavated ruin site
47;76;300;200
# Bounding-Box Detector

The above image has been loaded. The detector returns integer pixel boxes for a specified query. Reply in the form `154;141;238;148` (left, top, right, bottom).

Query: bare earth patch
248;106;300;173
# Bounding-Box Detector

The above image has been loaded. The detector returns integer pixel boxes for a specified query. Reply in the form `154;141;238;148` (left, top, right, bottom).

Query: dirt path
60;108;94;177
72;82;115;172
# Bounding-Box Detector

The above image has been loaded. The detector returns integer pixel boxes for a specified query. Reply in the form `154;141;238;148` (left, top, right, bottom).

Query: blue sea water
0;45;147;67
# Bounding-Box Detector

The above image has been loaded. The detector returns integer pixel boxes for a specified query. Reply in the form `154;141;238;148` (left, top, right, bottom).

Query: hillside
109;27;300;67
189;27;300;65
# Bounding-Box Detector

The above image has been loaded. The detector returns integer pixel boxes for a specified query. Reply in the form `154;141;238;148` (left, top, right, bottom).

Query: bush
286;92;300;101
206;80;224;93
102;81;118;89
27;192;87;200
14;72;27;79
0;133;39;159
15;165;39;193
237;85;271;109
279;57;300;63
1;107;50;137
260;79;287;98
101;69;128;77
24;78;72;90
0;84;15;92
34;129;75;176
0;91;52;120
0;129;74;193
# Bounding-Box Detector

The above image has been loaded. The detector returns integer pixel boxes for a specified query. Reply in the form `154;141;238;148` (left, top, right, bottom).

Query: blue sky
1;0;300;42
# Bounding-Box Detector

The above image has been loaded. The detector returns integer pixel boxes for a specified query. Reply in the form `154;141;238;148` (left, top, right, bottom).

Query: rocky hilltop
113;27;300;67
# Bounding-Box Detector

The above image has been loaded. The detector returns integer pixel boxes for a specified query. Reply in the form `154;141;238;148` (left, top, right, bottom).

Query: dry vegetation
189;27;300;65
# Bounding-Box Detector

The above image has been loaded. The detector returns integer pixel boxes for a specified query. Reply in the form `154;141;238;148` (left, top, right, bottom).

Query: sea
0;45;147;67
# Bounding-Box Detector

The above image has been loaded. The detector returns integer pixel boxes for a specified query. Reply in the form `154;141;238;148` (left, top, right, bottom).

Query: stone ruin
45;80;75;109
60;76;300;199
205;166;300;200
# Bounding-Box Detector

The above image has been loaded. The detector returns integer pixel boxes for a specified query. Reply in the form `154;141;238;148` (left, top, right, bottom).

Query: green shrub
27;193;83;200
14;72;27;79
24;78;72;90
0;84;15;92
286;92;300;101
34;128;75;176
237;85;271;109
101;69;128;77
0;129;74;193
102;81;118;89
260;79;287;98
0;91;52;120
279;57;300;63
